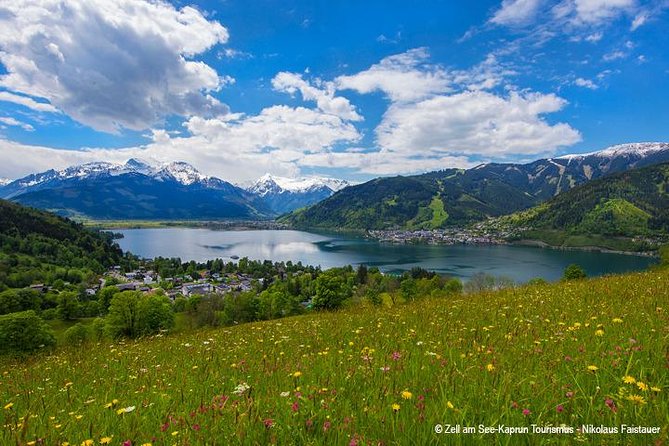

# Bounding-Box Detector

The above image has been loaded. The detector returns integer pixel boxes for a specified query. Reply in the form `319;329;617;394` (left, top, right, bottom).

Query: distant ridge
280;142;669;230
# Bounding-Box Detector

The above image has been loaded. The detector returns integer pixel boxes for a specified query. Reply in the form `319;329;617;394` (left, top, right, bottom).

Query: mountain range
281;142;669;230
0;160;347;219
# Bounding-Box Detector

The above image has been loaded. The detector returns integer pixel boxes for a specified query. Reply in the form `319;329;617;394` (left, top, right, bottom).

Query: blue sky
0;0;667;183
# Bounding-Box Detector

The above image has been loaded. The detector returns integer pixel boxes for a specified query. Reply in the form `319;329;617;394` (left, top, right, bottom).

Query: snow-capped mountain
557;142;669;160
0;160;271;219
0;178;11;187
245;173;351;214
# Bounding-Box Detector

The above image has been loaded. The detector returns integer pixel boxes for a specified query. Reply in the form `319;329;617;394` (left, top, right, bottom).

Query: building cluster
367;226;514;245
104;266;257;300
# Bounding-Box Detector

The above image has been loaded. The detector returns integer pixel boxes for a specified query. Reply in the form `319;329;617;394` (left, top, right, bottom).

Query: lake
116;228;656;283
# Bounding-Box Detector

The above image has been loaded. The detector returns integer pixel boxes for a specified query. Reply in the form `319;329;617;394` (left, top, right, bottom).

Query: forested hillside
0;200;125;290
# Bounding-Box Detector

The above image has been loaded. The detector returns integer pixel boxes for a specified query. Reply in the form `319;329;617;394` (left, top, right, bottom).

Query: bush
527;277;548;286
563;264;587;281
443;278;463;295
0;311;56;354
464;273;514;294
63;323;89;345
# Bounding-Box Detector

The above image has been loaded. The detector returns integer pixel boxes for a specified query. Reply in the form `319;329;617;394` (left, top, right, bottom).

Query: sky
0;0;668;183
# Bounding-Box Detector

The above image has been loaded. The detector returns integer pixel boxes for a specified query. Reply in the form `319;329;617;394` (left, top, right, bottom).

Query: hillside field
1;269;668;445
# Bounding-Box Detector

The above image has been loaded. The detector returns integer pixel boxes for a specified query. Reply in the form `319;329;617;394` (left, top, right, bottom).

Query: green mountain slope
280;144;669;230
498;163;669;242
0;200;125;289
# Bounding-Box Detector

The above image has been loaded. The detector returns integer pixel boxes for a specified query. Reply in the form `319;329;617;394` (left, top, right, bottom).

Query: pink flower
323;421;332;432
122;441;132;446
556;404;564;413
564;355;572;362
605;399;617;413
392;351;401;361
522;409;531;416
511;401;519;409
565;391;574;398
291;401;299;412
305;419;313;428
263;418;274;429
192;424;201;431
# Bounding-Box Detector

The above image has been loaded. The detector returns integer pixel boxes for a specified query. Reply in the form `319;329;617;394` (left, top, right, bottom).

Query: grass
2;269;668;445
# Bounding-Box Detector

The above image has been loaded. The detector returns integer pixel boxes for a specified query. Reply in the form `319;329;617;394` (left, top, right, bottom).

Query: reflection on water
117;228;656;283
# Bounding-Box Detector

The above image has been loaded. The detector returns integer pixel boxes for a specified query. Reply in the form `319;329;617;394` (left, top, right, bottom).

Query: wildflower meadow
1;269;668;445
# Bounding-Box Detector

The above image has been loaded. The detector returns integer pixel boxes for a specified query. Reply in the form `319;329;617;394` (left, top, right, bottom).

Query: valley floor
2;268;668;445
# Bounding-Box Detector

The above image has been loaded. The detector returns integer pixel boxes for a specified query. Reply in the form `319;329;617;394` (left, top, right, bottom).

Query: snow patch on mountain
0;178;11;187
247;174;350;196
557;142;669;160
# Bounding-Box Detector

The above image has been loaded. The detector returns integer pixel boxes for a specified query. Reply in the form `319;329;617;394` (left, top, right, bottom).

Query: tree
57;292;81;320
106;291;174;338
0;311;56;354
400;278;418;301
97;286;119;314
563;264;587;281
312;269;353;310
659;245;669;268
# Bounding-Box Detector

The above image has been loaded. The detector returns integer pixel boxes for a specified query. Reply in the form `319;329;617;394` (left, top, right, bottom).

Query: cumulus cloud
490;0;543;26
0;91;59;113
0;0;230;132
335;48;452;102
271;72;362;121
568;0;636;24
376;91;581;156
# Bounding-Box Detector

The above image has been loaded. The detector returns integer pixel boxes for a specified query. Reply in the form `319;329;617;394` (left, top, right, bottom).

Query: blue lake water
116;228;656;283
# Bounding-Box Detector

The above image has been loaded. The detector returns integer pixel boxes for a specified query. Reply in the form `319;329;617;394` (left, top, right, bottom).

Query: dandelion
486;363;495;372
594;329;604;337
626;395;646;405
392;403;401;412
100;438;112;445
651;387;661;393
292;371;302;378
447;401;454;409
171;431;179;436
587;365;598;372
3;402;13;410
623;376;636;384
401;390;413;400
81;441;94;446
612;318;623;323
636;382;648;391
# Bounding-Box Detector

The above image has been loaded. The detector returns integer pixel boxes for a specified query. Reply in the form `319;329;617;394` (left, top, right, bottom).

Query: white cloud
490;0;543;26
376;91;581;156
271;72;362;121
603;50;627;61
0;91;59;113
630;11;649;29
0;117;34;131
0;0;230;132
573;77;598;89
335;48;452;102
566;0;636;24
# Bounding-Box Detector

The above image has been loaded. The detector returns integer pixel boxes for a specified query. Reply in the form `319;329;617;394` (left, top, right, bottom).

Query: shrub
563;264;587;281
0;310;56;354
63;323;89;345
106;291;175;338
443;278;463;295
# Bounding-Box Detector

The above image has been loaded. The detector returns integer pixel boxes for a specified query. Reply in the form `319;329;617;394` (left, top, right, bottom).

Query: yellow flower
3;402;13;410
594;329;604;337
75;415;83;420
486;363;495;372
623;375;636;384
100;438;112;445
651;387;661;393
626;394;646;405
81;441;94;446
401;390;413;400
391;403;400;412
292;371;302;378
447;401;455;409
116;408;125;415
612;318;623;323
171;431;179;436
587;365;598;372
141;444;152;446
636;382;648;391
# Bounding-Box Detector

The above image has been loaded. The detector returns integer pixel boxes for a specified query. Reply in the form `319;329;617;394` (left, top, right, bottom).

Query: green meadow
1;269;668;445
